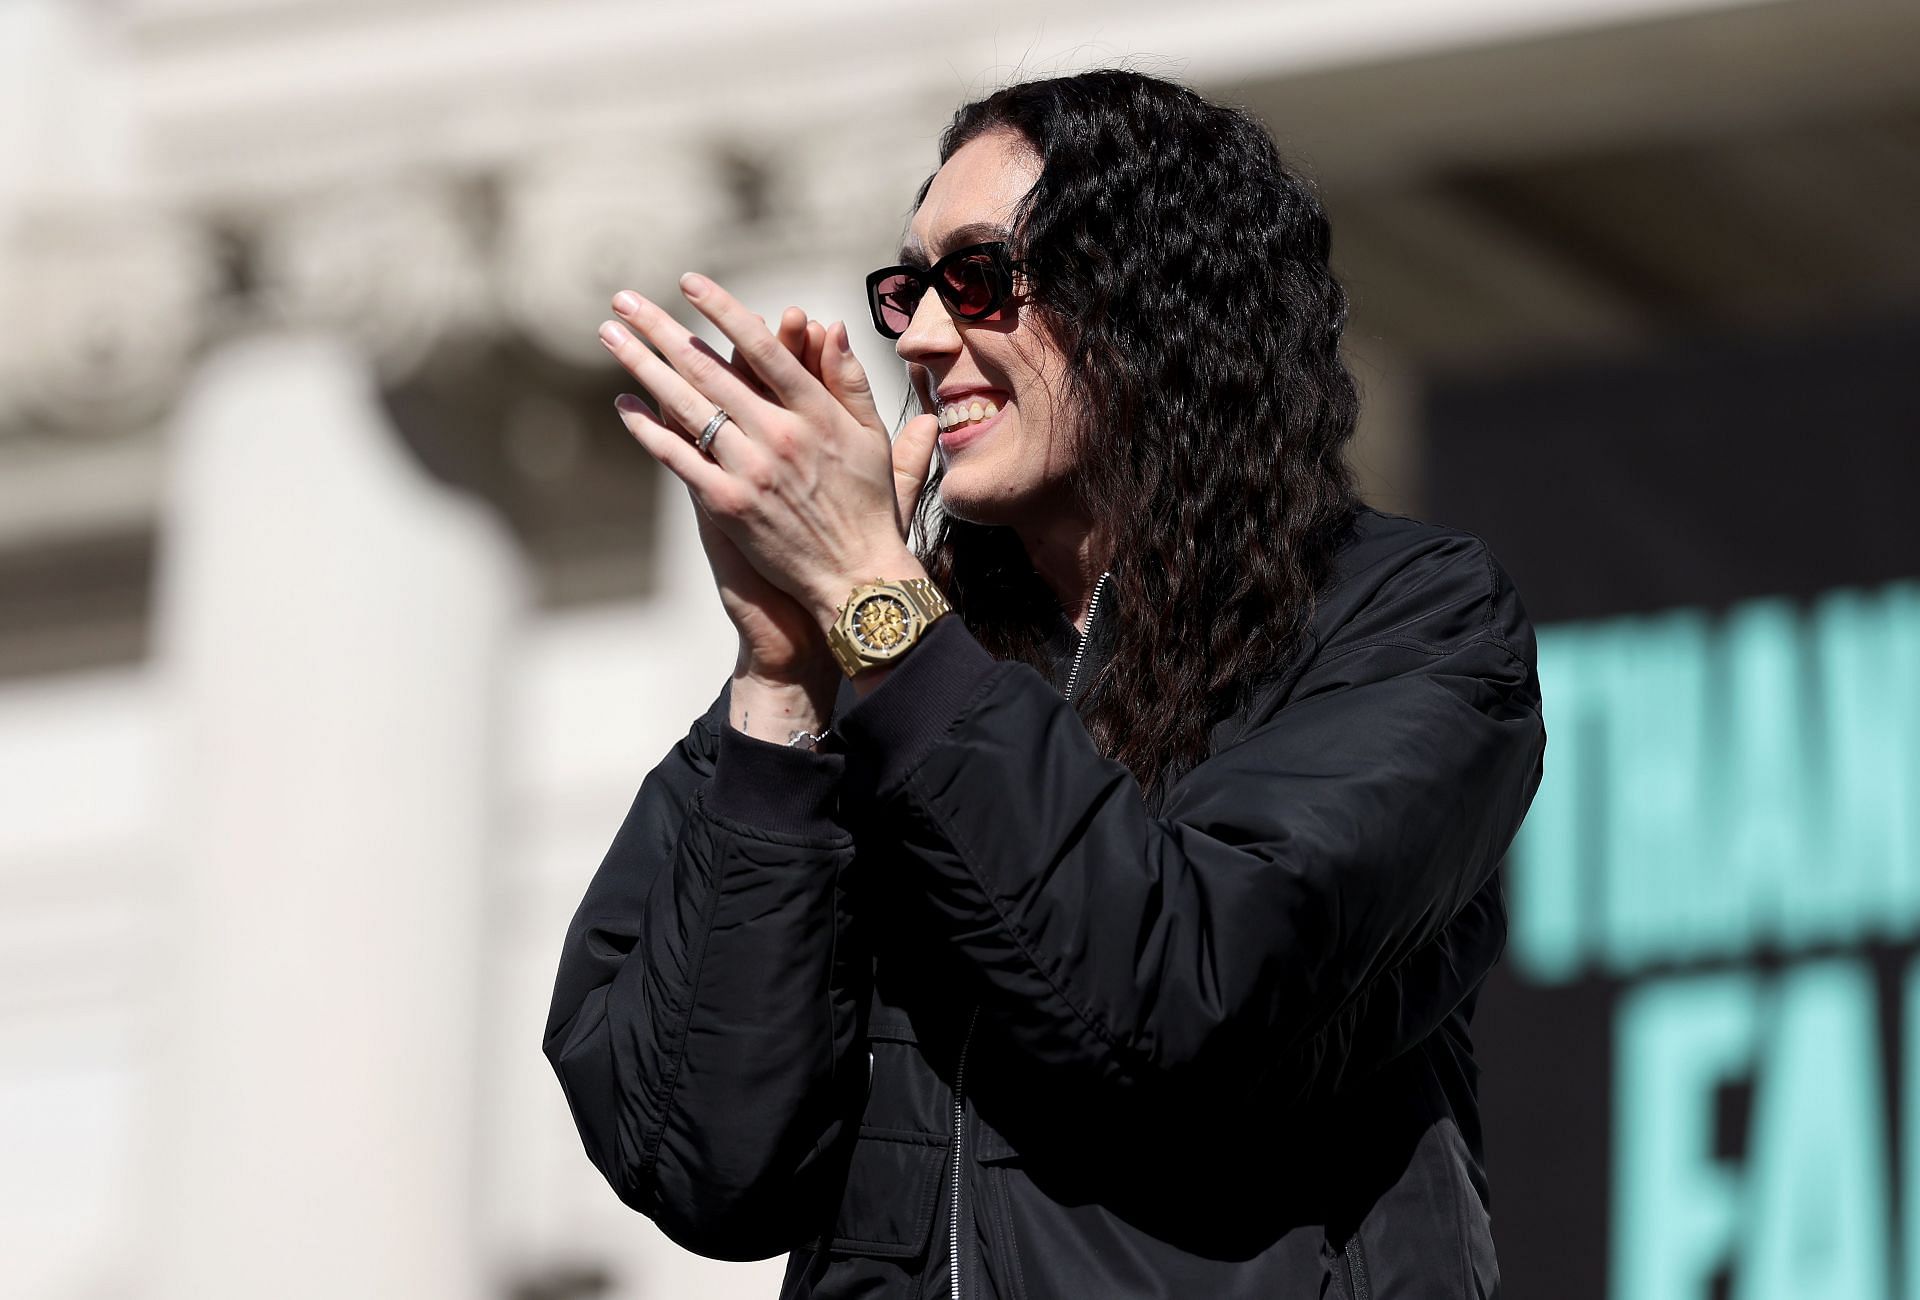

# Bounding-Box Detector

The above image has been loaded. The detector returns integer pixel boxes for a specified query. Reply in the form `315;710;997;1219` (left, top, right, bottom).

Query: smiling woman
877;137;1082;544
545;67;1546;1300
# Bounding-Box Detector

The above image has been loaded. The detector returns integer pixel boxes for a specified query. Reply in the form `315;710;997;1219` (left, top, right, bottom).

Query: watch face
849;592;917;656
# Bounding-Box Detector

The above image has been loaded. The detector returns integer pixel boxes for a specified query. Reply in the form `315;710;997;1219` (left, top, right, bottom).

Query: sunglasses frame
864;241;1029;339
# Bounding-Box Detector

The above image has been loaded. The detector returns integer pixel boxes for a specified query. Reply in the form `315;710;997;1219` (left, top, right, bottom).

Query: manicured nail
598;321;624;347
680;271;711;298
614;393;644;414
612;290;641;314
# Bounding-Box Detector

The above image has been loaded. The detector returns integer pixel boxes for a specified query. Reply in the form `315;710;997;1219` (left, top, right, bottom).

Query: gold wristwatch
826;576;953;678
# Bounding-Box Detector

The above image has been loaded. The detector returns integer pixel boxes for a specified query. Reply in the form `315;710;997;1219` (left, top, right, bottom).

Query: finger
676;272;827;413
729;314;770;398
607;288;774;427
821;319;890;438
739;309;803;359
731;308;812;398
892;411;940;537
773;308;811;384
803;319;827;381
779;306;809;354
601;304;764;463
601;316;731;452
730;309;806;401
614;391;734;502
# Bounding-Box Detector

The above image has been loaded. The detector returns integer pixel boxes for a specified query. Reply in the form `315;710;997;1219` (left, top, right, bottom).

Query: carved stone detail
0;206;218;435
0;128;900;430
494;147;728;368
252;182;490;384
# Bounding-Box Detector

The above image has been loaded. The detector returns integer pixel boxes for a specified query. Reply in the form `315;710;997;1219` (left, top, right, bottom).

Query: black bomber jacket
542;505;1548;1299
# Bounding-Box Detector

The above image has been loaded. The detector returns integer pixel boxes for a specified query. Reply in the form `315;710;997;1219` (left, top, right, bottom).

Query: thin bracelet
787;726;832;750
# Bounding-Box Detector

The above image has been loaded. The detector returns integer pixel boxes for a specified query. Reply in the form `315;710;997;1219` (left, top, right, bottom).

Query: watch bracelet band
894;576;951;624
827;576;953;677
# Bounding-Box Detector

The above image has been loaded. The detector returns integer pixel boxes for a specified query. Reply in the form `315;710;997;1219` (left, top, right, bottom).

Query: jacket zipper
1059;570;1110;706
947;1003;980;1300
947;571;1111;1300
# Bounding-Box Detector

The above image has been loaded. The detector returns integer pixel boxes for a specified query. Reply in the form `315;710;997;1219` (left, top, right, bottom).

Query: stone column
142;331;525;1300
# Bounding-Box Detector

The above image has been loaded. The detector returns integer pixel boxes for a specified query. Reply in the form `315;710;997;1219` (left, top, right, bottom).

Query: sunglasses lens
872;272;922;337
942;254;1005;317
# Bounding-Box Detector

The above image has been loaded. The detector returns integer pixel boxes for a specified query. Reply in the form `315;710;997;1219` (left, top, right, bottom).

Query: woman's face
895;129;1078;528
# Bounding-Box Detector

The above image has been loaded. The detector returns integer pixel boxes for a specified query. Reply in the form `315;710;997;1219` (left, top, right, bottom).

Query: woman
545;68;1546;1299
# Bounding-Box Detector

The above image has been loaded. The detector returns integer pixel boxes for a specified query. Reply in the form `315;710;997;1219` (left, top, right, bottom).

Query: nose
895;283;963;372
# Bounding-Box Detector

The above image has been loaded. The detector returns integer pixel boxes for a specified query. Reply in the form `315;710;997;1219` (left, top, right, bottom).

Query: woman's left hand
599;271;928;632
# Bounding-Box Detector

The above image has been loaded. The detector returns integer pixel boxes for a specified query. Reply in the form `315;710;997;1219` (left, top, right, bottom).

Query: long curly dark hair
903;68;1363;806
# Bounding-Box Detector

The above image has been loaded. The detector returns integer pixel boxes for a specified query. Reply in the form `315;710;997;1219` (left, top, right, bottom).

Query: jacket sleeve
541;679;868;1260
831;532;1546;1108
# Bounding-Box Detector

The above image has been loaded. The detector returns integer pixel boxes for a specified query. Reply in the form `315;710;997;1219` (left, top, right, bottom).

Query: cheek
1011;399;1066;468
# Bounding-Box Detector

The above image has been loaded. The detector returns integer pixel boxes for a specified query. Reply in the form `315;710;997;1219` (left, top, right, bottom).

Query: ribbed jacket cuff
704;720;846;837
831;614;999;794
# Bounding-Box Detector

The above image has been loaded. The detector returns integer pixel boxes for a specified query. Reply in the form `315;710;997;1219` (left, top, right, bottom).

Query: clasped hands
598;272;942;688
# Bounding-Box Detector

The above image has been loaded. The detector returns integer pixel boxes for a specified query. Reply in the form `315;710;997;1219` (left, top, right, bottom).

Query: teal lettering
1510;579;1920;984
1609;609;1720;967
1903;954;1920;1300
1612;972;1760;1300
1511;612;1718;981
1815;582;1920;947
1737;960;1891;1300
1719;598;1822;949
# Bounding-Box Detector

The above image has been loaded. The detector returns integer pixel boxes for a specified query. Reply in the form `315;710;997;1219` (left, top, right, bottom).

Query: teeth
939;398;999;430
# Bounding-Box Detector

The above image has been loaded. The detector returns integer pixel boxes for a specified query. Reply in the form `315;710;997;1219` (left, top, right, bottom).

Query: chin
936;473;1025;527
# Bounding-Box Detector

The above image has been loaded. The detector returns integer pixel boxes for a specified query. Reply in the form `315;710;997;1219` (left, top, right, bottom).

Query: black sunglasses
865;241;1029;339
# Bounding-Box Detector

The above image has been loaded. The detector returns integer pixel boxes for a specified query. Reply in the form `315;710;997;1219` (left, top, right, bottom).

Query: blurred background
2;1;1916;1296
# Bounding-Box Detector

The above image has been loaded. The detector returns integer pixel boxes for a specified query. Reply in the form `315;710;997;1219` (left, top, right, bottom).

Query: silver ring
696;406;729;456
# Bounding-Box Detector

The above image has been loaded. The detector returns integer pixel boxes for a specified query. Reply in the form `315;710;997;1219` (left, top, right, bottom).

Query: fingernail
612;291;641;314
599;321;624;347
680;271;710;298
614;393;644;414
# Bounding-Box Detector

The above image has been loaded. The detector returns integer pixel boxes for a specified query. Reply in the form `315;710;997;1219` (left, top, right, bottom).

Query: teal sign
1507;579;1920;1299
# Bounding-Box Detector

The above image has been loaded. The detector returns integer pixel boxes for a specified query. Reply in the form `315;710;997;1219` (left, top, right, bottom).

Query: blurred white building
1;1;1916;1296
